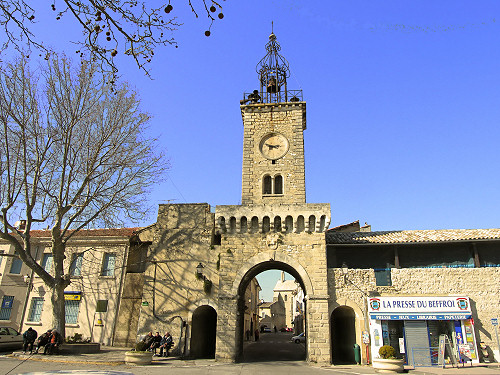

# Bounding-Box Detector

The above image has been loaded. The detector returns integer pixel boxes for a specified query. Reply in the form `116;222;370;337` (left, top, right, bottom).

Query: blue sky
3;1;500;298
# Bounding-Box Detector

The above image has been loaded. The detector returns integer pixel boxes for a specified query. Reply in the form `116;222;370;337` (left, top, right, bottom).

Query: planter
124;351;153;365
372;358;405;373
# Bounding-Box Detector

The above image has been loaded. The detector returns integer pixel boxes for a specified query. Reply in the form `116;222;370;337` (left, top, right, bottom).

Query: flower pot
372;357;405;373
124;351;153;365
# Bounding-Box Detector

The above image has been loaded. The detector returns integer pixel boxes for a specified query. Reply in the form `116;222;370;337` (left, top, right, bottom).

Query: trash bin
353;343;361;364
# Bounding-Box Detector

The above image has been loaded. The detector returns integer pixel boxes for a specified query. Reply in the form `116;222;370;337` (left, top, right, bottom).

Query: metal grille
28;297;44;322
65;300;80;324
0;296;14;320
412;347;439;367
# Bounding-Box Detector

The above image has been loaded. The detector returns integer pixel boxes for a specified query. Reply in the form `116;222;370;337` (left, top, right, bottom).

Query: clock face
259;133;289;160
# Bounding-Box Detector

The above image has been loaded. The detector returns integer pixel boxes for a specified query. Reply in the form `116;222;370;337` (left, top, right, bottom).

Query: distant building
258;297;285;331
244;278;261;338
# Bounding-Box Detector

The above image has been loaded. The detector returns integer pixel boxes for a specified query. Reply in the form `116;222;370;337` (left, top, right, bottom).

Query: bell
267;77;278;93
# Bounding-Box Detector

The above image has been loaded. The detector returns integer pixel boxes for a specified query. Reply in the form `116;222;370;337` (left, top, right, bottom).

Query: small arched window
285;216;293;233
240;216;248;233
262;216;270;233
251;216;259;233
274;216;282;232
263;175;272;195
308;215;316;232
229;217;237;234
296;215;305;233
274;175;283;194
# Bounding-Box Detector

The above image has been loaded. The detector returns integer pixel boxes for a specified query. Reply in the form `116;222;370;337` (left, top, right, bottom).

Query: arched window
274;216;282;232
296;215;305;233
262;216;270;233
229;217;237;234
240;217;248;233
251;216;259;233
263;175;272;195
218;217;226;233
285;216;293;233
274;175;283;194
319;215;327;232
308;215;316;232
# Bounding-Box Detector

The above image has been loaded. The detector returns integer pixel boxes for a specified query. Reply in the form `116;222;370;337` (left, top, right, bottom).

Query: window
375;269;392;286
263;175;272;194
9;253;22;274
27;297;44;322
274;175;283;194
70;253;83;276
96;300;108;313
41;253;53;273
101;253;116;276
65;300;80;324
0;296;14;320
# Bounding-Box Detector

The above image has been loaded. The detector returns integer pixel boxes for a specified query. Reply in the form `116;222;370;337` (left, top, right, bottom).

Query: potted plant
124;341;153;365
372;345;405;373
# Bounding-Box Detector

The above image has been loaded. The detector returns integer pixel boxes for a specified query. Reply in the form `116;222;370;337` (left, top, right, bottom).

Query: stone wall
328;267;500;362
240;103;306;205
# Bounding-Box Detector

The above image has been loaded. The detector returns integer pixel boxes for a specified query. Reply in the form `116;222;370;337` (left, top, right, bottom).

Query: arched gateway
130;33;331;364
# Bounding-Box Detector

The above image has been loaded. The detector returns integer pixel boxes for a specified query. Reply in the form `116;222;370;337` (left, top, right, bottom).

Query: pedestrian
245;329;250;341
254;329;259;341
44;329;62;355
158;332;173;357
22;327;38;354
274;326;277;333
34;330;51;354
141;331;154;349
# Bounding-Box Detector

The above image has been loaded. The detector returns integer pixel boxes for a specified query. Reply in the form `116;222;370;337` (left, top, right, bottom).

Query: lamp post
196;263;206;280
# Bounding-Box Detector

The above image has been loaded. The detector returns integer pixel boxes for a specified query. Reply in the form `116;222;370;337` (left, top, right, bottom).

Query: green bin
353;343;361;364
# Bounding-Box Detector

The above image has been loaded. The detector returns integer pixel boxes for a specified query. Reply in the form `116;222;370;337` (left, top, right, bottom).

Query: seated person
44;329;62;355
149;332;162;352
35;330;51;353
158;332;173;357
22;327;38;354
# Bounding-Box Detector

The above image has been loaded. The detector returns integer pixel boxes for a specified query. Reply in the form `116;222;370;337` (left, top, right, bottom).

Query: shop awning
370;313;472;320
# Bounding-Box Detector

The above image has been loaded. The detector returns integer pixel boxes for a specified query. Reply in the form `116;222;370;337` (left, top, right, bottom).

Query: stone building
0;228;143;346
258;298;285;332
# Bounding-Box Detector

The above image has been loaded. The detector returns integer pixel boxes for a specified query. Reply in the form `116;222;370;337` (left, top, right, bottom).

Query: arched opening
274;216;282;232
262;216;270;233
285;216;293;233
236;261;307;362
274;174;283;194
229;217;237;234
190;305;217;359
331;306;356;364
263;175;272;195
240;216;248;233
296;215;305;233
250;216;259;233
319;215;326;232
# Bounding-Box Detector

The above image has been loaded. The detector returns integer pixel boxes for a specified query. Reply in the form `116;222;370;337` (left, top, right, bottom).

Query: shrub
379;345;396;359
135;341;148;352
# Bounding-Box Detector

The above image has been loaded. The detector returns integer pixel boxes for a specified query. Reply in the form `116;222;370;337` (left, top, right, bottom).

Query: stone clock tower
215;33;332;363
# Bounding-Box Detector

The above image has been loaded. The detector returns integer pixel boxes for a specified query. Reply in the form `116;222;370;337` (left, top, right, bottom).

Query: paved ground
0;344;498;375
243;331;306;362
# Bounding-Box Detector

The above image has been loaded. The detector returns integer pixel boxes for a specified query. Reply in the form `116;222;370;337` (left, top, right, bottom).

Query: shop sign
368;296;472;320
64;291;81;301
362;331;370;344
492;318;498;326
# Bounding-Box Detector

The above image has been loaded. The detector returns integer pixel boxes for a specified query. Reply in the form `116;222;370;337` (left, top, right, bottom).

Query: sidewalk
8;349;500;374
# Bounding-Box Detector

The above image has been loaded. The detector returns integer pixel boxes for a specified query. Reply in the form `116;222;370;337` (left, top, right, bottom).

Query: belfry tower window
262;174;284;196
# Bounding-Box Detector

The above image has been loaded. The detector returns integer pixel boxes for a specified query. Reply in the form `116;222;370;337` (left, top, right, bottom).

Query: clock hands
265;143;281;150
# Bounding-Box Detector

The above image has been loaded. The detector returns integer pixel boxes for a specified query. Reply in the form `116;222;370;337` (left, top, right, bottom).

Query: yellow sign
64;294;81;301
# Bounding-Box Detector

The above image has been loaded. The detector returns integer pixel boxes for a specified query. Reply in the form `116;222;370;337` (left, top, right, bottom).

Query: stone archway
234;260;309;362
331;306;356;364
190;305;217;358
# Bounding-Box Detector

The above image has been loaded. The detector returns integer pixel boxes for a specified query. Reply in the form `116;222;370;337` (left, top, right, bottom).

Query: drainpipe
19;246;40;332
111;243;129;346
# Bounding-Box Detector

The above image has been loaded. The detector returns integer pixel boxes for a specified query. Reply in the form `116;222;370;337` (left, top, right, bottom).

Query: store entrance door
404;320;430;367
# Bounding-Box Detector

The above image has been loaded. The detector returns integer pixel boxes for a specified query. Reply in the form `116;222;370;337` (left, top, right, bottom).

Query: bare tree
0;55;167;336
0;1;225;76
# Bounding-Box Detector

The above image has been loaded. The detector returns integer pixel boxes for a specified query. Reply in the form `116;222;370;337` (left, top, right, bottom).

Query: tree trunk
51;281;66;339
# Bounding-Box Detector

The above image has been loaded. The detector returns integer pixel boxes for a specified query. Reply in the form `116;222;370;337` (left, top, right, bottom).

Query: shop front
367;296;478;367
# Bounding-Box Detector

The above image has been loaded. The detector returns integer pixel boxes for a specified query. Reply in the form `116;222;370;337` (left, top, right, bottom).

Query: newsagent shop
368;296;478;366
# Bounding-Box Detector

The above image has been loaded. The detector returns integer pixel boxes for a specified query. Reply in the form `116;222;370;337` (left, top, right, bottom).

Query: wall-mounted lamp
196;263;206;280
23;274;30;285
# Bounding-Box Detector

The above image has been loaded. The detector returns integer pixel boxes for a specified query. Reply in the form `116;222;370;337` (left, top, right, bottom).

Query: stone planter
372;358;405;373
124;351;153;365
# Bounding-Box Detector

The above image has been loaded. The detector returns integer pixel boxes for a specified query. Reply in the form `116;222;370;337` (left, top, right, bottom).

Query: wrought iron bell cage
256;33;291;104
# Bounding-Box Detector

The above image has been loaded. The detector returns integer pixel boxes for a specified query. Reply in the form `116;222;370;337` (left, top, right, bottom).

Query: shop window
263;175;272;194
96;300;108;313
27;297;44;322
9;253;22;274
375;269;392;286
65;300;80;324
70;253;83;276
101;253;116;277
41;253;53;273
0;296;14;320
